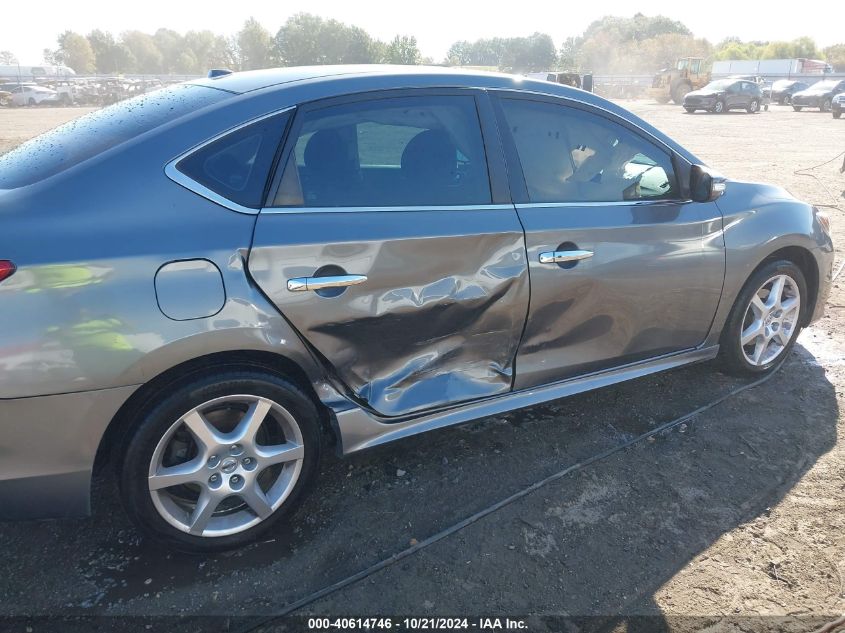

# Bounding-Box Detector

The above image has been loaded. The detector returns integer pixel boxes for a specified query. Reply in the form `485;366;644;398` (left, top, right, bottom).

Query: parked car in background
8;84;59;106
683;79;763;113
767;80;809;105
0;66;834;551
792;79;845;112
833;93;844;119
43;80;84;105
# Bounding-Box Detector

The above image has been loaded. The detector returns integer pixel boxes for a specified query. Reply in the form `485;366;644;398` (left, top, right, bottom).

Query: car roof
189;64;545;95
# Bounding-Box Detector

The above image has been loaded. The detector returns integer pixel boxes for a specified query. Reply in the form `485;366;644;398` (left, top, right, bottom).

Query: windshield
703;80;734;91
808;80;839;90
0;83;228;189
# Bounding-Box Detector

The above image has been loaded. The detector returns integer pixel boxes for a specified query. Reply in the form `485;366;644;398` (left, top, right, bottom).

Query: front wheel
712;100;725;114
119;369;321;552
834;110;842;119
684;107;696;113
671;81;691;105
793;105;803;112
718;260;807;376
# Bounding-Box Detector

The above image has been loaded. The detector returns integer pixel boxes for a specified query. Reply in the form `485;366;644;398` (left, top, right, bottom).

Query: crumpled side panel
249;208;529;417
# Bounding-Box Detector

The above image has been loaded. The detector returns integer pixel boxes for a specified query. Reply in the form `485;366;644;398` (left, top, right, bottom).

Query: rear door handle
287;274;367;292
538;250;594;264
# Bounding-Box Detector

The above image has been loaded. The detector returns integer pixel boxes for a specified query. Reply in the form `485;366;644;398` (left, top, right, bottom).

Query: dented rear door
248;90;529;417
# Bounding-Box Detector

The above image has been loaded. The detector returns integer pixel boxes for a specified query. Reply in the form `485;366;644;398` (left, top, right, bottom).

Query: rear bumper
0;385;138;520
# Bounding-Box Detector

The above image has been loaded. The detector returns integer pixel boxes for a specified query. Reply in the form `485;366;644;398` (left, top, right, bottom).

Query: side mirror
690;164;726;202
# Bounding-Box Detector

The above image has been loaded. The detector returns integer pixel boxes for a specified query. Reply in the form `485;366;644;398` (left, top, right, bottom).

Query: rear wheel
821;98;832;113
119;369;321;552
684;107;696;113
793;105;803;112
718;260;806;376
783;95;792;106
747;99;760;113
27;97;35;106
834;110;842;119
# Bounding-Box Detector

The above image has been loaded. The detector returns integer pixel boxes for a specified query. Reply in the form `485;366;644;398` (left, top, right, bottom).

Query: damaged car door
249;90;530;417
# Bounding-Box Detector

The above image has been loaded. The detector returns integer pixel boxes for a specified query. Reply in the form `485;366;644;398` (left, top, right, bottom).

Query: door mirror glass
690;164;725;202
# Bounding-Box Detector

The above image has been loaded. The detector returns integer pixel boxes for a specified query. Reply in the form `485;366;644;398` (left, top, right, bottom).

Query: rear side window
499;98;677;204
273;95;491;208
176;112;290;209
0;84;228;189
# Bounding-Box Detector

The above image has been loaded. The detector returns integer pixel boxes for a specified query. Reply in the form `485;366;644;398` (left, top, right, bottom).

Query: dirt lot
0;102;844;632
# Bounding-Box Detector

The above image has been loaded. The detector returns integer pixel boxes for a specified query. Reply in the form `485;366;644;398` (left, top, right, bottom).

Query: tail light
0;260;16;283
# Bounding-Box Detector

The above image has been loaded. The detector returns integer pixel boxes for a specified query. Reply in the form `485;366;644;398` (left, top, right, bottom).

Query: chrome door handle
538;250;594;264
287;274;367;292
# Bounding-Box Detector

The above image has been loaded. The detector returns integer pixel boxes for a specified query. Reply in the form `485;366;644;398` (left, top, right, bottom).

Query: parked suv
792;79;845;112
768;79;809;105
682;79;763;113
0;66;834;551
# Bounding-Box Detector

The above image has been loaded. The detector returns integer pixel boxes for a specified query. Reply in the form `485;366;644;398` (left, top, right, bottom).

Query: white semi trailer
712;58;832;77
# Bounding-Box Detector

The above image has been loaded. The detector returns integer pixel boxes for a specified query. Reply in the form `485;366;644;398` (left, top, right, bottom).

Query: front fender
705;180;834;343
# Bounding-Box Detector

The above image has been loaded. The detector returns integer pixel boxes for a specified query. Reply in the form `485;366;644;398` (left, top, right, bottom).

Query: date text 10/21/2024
306;617;528;630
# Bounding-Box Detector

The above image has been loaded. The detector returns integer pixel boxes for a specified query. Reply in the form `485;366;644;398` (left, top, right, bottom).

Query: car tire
793;106;802;112
684;107;695;113
783;95;792;106
713;99;725;114
821;98;832;113
834;111;842;119
118;369;322;552
718;259;807;376
27;98;35;106
747;99;760;113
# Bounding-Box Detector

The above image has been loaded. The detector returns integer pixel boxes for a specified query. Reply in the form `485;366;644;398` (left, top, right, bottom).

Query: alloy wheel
739;274;801;367
148;394;305;537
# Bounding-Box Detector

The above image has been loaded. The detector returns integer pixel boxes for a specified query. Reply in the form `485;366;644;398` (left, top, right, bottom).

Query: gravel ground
0;101;843;632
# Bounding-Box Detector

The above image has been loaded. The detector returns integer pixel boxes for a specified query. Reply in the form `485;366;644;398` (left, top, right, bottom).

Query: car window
0;84;229;189
499;98;676;204
176;111;290;209
273;95;491;208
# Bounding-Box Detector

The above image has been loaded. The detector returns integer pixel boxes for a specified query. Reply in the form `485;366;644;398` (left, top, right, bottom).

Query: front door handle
287;274;367;292
538;250;594;264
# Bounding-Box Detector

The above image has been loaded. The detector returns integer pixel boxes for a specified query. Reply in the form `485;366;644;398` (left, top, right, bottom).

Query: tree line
1;13;843;76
